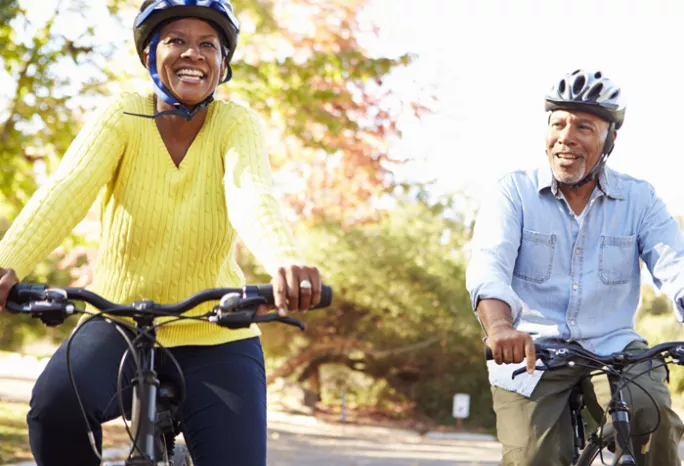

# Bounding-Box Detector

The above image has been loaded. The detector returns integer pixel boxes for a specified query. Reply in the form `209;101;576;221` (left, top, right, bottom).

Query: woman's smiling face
146;17;226;107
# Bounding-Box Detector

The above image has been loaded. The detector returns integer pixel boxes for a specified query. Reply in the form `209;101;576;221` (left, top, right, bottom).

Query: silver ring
299;279;312;289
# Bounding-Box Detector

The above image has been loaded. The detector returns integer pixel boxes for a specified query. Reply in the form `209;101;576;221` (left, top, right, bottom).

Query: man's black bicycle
486;341;684;466
7;282;333;466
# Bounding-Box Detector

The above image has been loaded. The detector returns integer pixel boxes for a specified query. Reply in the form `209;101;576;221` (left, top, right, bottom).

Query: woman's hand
0;268;19;313
257;265;322;316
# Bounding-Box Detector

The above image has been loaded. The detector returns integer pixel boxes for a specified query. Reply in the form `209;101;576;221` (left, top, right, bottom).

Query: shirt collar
537;165;624;200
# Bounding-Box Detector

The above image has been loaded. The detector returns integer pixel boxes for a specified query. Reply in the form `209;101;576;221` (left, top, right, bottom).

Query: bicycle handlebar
6;283;333;330
484;341;684;378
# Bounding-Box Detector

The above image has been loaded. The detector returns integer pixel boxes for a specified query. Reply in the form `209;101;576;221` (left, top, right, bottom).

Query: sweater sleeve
223;108;304;276
0;95;128;279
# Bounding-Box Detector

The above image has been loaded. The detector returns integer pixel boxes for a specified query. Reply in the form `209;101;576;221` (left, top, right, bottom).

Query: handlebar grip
256;284;333;309
319;285;333;308
8;283;48;303
485;343;546;361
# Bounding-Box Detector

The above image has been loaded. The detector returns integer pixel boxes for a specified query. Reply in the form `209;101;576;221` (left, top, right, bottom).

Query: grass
0;401;132;465
0;402;31;464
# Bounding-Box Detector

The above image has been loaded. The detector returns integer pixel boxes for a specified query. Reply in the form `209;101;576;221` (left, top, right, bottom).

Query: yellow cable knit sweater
0;93;303;347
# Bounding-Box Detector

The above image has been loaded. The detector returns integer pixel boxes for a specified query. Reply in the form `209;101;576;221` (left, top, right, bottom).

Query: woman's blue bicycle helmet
132;0;240;120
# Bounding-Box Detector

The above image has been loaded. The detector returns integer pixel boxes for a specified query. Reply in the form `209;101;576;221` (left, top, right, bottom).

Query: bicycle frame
570;370;637;466
7;283;333;464
126;311;164;465
483;341;681;466
603;371;637;466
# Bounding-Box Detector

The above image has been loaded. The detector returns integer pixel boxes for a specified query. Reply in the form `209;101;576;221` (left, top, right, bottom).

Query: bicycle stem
606;372;637;466
127;312;161;465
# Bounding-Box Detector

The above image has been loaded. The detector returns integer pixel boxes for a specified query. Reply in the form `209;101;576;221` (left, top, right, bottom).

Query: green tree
0;0;117;216
0;0;124;348
110;0;422;222
0;1;424;352
249;192;493;426
635;285;684;394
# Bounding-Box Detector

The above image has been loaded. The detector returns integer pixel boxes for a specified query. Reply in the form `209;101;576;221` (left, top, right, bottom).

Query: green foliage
635;286;684;394
0;1;125;347
0;0;449;427
0;401;31;464
0;1;116;215
249;194;493;426
0;223;82;350
636;283;673;317
222;0;418;221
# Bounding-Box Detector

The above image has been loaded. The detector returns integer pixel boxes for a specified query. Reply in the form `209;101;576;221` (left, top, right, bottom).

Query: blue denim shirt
466;165;684;397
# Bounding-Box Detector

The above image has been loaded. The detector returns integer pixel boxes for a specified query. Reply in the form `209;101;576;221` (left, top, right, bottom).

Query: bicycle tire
172;442;193;466
574;422;616;466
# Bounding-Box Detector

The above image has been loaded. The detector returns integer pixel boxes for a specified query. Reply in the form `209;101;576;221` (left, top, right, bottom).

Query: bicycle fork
128;326;161;465
606;373;637;466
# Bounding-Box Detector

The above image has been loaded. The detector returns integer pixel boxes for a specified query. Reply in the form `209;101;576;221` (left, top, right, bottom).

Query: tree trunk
307;365;321;402
266;338;364;385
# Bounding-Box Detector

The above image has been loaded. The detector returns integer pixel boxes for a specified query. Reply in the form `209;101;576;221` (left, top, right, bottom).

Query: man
466;69;684;466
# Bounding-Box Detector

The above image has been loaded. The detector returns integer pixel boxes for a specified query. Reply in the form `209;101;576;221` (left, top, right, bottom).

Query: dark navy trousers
27;318;267;465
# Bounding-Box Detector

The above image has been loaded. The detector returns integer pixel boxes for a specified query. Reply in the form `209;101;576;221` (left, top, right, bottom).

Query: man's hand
0;268;19;313
486;324;536;374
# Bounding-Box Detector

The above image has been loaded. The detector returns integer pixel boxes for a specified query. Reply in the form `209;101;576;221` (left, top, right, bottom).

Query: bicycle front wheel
575;423;616;466
172;442;193;466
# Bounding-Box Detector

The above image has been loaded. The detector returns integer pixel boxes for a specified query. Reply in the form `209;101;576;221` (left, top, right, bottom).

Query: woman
0;1;321;464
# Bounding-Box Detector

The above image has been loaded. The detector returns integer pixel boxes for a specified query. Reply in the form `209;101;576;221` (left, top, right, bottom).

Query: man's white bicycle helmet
545;69;626;187
545;69;625;129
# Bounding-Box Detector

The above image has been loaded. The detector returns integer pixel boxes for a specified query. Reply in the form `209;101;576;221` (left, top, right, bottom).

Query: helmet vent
558;80;566;94
585;83;604;101
572;75;586;95
544;69;625;129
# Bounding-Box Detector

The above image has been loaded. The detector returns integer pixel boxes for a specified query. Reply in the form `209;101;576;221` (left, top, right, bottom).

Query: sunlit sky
368;0;684;217
6;0;684;217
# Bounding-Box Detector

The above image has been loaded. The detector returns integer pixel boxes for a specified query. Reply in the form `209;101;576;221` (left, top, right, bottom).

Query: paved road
4;377;684;466
267;428;501;466
263;420;651;466
0;376;35;403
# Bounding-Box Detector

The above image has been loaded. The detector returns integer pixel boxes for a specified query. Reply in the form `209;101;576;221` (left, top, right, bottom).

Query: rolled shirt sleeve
466;177;525;326
637;184;684;321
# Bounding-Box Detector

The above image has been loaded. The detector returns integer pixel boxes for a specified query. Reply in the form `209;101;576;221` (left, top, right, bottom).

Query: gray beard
551;159;587;185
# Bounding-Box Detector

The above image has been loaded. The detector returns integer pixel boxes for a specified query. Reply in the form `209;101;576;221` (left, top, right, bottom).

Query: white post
452;393;471;430
341;388;347;423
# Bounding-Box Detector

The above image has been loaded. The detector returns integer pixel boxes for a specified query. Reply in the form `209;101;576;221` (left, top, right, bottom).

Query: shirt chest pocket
599;234;638;285
513;229;556;283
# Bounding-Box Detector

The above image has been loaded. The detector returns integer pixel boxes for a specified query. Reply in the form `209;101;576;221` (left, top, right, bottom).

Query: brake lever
210;307;256;329
211;290;307;330
512;360;567;379
512;365;547;379
28;301;74;327
669;346;684;364
253;313;306;331
211;306;306;331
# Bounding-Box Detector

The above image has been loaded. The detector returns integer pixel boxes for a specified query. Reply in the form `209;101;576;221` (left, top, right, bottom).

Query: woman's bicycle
7;282;333;466
486;340;684;466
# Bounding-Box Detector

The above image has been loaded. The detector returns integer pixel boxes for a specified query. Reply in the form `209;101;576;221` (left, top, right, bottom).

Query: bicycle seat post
127;301;161;465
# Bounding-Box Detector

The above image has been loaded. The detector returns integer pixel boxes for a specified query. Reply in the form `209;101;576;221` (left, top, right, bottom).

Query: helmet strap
221;57;233;83
124;31;218;121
